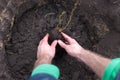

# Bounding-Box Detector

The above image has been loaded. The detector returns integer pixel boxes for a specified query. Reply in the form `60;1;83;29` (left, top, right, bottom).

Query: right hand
58;32;84;58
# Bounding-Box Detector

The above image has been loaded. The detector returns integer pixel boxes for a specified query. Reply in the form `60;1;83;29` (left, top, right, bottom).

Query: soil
0;0;120;80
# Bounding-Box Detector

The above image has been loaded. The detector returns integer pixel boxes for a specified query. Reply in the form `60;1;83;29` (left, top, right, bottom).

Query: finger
39;39;43;44
51;40;57;48
58;40;67;49
42;33;49;42
61;32;73;43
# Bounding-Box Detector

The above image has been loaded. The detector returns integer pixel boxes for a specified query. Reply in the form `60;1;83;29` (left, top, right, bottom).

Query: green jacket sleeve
31;64;60;79
102;58;120;80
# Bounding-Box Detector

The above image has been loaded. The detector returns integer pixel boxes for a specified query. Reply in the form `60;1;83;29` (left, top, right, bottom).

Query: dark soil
0;0;120;80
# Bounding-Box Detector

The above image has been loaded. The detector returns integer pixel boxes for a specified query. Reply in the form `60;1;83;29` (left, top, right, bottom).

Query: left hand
37;34;57;59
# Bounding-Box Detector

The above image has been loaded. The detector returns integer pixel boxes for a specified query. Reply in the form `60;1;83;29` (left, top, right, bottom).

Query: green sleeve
31;64;60;79
102;58;120;80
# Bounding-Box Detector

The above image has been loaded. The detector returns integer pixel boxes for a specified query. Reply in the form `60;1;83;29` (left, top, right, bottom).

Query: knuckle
72;38;75;40
65;46;68;49
72;39;76;42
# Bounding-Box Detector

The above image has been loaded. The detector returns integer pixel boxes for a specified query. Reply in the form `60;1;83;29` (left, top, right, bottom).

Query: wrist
34;55;53;68
76;48;87;60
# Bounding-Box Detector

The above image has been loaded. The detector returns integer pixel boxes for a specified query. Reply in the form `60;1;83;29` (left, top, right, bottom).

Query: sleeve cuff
102;58;120;80
31;64;60;79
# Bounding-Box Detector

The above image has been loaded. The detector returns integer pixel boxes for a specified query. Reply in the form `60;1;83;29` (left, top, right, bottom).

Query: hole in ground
5;3;102;80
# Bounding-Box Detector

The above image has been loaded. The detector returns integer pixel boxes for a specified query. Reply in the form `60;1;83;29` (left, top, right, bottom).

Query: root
56;11;66;32
56;0;79;32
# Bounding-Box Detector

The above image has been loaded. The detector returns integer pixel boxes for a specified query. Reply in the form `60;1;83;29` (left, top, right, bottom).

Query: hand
37;34;57;59
58;32;84;58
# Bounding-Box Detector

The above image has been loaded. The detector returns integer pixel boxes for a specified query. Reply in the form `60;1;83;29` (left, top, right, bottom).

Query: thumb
51;40;57;48
58;40;67;49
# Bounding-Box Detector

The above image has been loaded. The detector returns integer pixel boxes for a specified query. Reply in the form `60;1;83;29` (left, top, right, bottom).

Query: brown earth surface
0;0;120;80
